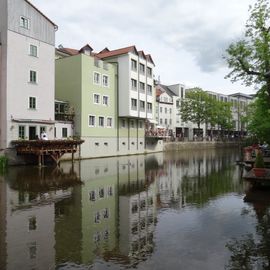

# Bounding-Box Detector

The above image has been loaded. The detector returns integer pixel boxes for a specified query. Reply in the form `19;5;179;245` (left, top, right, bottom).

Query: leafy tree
180;88;210;133
224;0;270;103
246;92;270;142
216;101;234;133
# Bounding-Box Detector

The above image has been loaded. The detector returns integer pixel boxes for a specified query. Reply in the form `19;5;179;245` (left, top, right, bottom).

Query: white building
97;46;155;121
0;0;57;150
156;83;196;140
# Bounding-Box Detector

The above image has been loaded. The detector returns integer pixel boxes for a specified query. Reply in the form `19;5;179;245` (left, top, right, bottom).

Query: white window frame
139;63;145;74
88;115;96;127
102;75;109;87
102;95;109;106
147;84;152;95
107;117;113;128
29;96;37;110
20;16;30;29
93;72;101;85
131;79;137;91
131;59;137;71
29;44;38;57
29;70;37;83
98;116;105;127
93;93;100;104
131;98;137;110
62;127;68;138
18;125;25;139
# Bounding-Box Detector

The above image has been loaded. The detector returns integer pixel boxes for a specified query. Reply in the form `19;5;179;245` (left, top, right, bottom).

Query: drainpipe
108;62;119;151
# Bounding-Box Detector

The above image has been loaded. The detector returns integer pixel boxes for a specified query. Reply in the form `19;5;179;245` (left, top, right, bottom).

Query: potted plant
253;151;266;177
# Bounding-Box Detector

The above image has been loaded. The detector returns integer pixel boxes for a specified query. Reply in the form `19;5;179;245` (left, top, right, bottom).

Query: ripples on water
1;148;270;270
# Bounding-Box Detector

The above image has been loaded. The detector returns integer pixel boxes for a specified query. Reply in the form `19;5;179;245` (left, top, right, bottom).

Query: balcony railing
55;113;74;121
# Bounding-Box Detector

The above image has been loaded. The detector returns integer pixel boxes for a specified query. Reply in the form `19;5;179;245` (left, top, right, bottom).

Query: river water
0;148;269;270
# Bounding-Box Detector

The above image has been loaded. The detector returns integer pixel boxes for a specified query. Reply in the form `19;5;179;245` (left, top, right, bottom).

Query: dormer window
20;16;30;29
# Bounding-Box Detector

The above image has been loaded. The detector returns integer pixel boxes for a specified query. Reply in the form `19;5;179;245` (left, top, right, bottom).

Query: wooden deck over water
12;140;84;166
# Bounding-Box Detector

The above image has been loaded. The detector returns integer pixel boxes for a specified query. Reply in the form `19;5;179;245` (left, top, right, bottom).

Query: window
140;100;145;111
20;16;29;29
147;84;152;95
93;72;101;84
103;208;109;219
131;79;137;90
147;102;152;113
147;67;152;77
103;95;109;106
130;120;134;128
139;121;143;129
93;94;100;104
165;119;168;125
99;116;105;127
139;63;145;74
94;212;101;223
40;126;46;136
89;115;95;127
99;188;104;198
131;98;137;110
89;191;96;201
62;128;68;138
160;107;162;113
103;75;109;87
19;126;25;139
107;117;113;128
29;70;37;83
139;82;145;93
169;108;172;114
108;186;113;196
160;118;163;124
29;45;37;57
29;97;36;109
131;59;137;71
94;58;101;68
121;119;126;128
165;108;167;114
169;119;172;125
28;216;37;231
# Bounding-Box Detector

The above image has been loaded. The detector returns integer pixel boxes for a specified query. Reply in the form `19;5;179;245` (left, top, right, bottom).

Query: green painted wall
55;55;82;135
81;55;118;137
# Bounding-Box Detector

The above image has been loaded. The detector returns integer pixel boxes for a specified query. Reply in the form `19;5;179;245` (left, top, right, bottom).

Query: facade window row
88;115;113;128
120;119;144;129
131;98;152;113
93;93;109;106
93;72;109;87
131;79;152;95
89;186;114;201
130;59;152;77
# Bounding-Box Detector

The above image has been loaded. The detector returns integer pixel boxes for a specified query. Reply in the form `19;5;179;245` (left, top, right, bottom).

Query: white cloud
31;0;257;94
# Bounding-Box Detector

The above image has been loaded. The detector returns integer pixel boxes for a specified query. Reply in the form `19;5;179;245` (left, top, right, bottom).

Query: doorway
29;126;36;140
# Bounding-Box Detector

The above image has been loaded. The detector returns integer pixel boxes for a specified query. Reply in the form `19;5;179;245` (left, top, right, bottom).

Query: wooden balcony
12;139;84;166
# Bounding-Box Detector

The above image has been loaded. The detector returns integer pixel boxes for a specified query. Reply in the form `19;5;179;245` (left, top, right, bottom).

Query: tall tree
224;0;270;103
180;88;210;133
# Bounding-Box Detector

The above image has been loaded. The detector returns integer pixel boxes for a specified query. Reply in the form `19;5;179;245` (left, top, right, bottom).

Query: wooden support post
38;154;42;167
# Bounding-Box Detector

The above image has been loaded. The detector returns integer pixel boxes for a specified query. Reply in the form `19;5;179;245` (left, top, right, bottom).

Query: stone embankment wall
163;141;240;151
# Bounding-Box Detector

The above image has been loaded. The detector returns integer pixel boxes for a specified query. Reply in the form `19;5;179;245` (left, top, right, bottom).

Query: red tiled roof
156;88;163;97
25;0;57;29
97;45;138;59
57;48;79;56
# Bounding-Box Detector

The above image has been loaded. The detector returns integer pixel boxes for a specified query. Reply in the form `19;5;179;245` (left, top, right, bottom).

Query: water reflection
226;187;270;270
0;148;244;269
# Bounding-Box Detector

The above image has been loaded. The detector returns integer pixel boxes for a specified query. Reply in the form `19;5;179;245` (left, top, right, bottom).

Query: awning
12;118;55;125
148;119;158;124
156;125;165;129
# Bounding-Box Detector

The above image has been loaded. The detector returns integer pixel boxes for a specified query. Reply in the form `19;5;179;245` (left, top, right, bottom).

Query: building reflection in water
0;148;242;269
0;165;81;270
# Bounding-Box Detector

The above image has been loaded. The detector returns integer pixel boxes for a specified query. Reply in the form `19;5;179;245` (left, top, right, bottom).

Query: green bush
254;151;265;168
0;156;8;170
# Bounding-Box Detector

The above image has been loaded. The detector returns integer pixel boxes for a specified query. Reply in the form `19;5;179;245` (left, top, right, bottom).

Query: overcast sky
31;0;257;95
